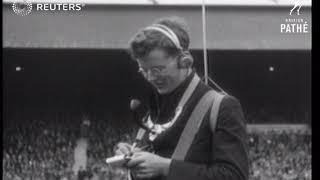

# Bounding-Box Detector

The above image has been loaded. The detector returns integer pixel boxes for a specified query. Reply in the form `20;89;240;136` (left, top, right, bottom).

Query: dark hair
128;16;190;60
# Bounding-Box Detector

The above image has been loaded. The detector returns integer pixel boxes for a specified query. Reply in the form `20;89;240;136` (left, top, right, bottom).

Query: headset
144;23;227;94
144;24;193;69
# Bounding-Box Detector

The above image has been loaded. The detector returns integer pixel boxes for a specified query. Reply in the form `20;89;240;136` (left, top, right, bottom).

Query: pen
130;142;137;153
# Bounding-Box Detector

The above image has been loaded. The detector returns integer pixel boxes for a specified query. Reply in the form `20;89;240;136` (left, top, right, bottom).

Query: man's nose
146;72;157;81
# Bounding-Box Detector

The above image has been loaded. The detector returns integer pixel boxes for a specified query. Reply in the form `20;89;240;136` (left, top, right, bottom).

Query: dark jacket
143;72;249;180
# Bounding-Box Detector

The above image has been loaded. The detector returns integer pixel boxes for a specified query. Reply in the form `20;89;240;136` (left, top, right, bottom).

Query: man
116;16;249;180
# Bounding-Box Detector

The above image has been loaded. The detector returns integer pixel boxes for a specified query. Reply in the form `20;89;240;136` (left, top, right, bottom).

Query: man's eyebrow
139;65;165;69
151;65;166;69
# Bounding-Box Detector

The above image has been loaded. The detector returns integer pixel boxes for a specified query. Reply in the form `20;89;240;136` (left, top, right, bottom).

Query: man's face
137;49;185;94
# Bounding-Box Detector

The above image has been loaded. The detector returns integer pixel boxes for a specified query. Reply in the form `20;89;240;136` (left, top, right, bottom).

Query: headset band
144;24;183;50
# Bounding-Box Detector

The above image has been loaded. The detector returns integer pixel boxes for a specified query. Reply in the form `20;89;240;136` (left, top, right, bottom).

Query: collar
146;71;200;141
159;70;196;100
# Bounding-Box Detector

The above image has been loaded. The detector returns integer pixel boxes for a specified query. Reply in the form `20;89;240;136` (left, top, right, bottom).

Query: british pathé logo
290;0;302;15
12;0;32;16
280;18;308;33
280;0;309;34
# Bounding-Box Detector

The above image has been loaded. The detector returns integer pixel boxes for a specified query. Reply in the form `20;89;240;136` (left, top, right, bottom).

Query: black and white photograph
3;0;312;180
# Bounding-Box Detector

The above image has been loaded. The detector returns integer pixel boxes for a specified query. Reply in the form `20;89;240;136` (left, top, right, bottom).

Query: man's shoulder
194;81;241;106
220;94;242;110
189;80;244;119
214;93;246;129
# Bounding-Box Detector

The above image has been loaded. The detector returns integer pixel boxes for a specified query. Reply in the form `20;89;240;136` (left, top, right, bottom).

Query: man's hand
127;151;172;179
114;142;142;156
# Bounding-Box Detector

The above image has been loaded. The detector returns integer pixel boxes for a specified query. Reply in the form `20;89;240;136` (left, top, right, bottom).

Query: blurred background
3;0;311;180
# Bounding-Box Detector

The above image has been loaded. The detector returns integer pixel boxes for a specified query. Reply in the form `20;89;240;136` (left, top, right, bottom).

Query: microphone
130;99;146;130
130;99;146;151
130;99;143;128
130;99;141;112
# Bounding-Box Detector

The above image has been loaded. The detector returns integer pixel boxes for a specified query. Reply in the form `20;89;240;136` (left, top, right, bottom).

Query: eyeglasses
138;60;176;79
138;66;166;78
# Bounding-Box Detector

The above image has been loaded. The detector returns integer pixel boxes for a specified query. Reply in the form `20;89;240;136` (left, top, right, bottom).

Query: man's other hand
127;151;172;179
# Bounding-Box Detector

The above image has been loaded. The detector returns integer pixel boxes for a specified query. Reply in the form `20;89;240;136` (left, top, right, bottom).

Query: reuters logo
12;0;32;16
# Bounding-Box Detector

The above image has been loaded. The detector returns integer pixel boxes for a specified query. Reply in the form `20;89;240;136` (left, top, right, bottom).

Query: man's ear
177;51;193;69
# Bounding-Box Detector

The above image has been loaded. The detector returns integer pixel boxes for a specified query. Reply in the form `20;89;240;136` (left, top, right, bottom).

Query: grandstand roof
2;0;312;6
3;2;311;49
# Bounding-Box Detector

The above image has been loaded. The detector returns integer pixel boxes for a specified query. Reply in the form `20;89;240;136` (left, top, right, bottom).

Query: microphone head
130;99;141;111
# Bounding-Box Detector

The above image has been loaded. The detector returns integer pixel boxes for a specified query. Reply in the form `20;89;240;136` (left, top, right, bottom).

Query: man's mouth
154;82;165;89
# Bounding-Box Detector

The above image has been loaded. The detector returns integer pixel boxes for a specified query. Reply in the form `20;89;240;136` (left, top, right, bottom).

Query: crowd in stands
248;130;311;180
245;108;310;124
3;115;311;180
3;118;79;180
